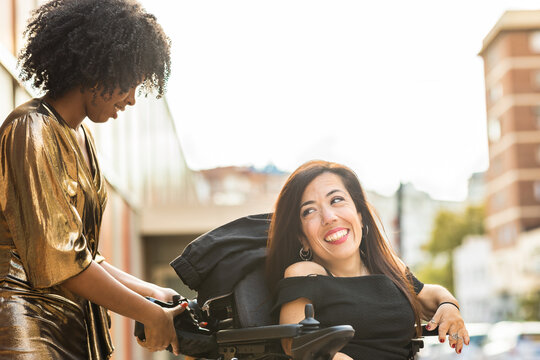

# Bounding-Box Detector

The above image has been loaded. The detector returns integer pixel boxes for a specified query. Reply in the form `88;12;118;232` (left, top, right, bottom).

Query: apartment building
480;10;540;248
477;10;540;320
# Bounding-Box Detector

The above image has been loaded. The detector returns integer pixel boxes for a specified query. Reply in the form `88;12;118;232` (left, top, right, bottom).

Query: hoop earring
299;248;313;261
360;248;367;259
363;224;369;238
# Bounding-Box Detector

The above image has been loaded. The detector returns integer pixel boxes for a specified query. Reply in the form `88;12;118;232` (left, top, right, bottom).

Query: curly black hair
18;0;171;99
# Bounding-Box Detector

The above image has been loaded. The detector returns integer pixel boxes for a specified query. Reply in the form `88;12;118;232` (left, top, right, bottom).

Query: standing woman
267;160;469;359
0;0;183;358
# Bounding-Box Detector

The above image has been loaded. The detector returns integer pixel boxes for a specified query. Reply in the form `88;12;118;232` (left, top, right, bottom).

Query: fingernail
440;339;444;343
426;325;430;330
458;349;461;354
181;302;188;308
451;344;455;348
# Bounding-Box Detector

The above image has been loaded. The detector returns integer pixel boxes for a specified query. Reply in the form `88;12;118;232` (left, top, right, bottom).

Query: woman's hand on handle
136;303;184;355
426;303;469;354
150;286;180;303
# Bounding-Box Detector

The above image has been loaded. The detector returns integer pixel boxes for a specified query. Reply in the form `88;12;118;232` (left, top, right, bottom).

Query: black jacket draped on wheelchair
135;213;429;360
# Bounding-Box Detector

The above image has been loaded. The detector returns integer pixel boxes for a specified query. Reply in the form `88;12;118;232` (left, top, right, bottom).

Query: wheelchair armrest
216;323;354;360
291;325;355;360
216;324;302;343
409;338;424;358
406;325;439;360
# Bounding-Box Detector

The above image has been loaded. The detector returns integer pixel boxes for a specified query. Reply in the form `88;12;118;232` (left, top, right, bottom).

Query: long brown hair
266;160;421;334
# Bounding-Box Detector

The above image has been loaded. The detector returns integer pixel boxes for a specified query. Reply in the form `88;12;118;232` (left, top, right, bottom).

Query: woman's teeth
325;229;348;242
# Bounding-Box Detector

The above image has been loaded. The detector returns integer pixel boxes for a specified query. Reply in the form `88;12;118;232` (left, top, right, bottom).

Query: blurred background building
481;10;540;250
367;183;464;267
452;9;540;324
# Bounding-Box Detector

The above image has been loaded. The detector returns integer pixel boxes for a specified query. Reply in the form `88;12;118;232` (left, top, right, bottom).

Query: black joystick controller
299;304;320;334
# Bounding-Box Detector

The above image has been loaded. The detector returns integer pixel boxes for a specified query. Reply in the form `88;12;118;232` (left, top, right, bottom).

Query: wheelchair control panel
134;295;218;357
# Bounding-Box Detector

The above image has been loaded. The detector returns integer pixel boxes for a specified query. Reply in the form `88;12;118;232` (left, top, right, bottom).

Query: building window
532;71;540;88
489;83;503;103
530;31;540;53
532;247;540;275
492;191;506;210
486;47;498;66
534;181;540;201
490;157;503;176
488;117;501;142
534;106;540;128
0;67;14;118
497;224;515;245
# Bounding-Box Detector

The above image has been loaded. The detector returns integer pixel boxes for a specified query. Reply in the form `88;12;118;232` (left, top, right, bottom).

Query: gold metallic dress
0;98;114;359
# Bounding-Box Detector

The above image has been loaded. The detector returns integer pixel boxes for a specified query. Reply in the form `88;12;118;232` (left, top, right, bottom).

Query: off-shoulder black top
273;273;424;359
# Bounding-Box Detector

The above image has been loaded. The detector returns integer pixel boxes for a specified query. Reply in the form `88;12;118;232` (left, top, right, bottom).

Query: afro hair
18;0;171;99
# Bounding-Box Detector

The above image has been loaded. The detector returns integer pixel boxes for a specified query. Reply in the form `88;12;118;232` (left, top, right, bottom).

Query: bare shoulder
284;261;327;278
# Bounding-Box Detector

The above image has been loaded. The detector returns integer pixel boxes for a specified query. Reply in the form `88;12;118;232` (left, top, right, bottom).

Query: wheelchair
135;214;434;360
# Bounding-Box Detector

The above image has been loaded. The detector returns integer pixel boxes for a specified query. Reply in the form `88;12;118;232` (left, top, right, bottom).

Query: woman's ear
299;234;309;250
357;212;364;228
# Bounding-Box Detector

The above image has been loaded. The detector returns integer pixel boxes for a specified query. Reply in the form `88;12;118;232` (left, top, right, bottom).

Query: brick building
480;10;540;249
475;10;540;320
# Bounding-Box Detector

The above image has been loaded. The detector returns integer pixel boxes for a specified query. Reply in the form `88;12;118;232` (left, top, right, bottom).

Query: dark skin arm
63;261;183;355
100;261;179;302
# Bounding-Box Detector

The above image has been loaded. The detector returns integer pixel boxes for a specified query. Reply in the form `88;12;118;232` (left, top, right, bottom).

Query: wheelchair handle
134;295;185;351
421;325;439;337
135;296;217;357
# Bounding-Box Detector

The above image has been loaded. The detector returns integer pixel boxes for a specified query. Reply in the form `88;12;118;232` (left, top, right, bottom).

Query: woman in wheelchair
266;160;469;360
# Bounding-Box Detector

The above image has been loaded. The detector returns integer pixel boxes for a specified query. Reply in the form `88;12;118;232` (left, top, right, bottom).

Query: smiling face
299;172;364;268
84;86;137;123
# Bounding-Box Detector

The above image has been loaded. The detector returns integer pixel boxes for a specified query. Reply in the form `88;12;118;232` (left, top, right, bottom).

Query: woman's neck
321;253;368;277
44;89;86;129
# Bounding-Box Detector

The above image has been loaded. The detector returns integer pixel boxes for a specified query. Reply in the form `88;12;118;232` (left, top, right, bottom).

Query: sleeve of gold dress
0;113;93;288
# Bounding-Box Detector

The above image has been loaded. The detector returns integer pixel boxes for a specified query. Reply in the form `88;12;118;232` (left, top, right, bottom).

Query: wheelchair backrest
233;264;274;328
202;262;274;330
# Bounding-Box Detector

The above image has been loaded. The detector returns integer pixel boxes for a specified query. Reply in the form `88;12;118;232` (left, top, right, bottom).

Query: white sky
140;0;540;201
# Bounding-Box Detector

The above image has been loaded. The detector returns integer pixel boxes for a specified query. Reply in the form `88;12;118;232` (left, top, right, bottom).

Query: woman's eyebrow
326;189;343;197
300;189;344;208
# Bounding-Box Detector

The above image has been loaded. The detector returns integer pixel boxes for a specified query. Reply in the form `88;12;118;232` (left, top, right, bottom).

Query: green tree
519;291;540;321
423;206;484;256
416;256;453;291
417;205;485;293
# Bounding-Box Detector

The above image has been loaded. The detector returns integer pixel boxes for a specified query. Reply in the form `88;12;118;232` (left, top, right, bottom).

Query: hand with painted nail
429;303;470;354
